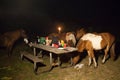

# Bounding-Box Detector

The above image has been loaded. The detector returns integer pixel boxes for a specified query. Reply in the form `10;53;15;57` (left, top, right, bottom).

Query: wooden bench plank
21;51;43;62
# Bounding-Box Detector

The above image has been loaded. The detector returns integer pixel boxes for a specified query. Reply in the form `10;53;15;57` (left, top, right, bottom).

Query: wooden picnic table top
29;43;78;54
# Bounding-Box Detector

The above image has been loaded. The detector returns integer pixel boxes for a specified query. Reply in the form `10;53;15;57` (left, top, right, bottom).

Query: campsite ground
0;42;120;80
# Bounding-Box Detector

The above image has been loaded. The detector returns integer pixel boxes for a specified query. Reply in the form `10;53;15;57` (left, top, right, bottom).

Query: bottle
37;36;40;43
61;40;64;47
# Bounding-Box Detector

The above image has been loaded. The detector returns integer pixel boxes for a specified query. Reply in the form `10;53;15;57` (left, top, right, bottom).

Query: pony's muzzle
24;38;29;44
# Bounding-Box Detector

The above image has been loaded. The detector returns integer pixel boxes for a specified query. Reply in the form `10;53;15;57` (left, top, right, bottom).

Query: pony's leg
110;43;116;60
87;51;92;66
88;50;97;67
102;48;109;63
7;47;10;56
7;45;13;56
93;57;97;67
88;57;92;66
72;55;80;66
102;56;106;63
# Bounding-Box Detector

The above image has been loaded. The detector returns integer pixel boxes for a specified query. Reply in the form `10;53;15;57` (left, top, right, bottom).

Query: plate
58;47;64;49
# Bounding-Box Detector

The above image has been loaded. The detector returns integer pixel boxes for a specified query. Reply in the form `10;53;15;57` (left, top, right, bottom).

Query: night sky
0;0;119;36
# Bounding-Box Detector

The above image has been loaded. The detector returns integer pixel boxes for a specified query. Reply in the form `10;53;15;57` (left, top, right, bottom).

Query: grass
0;43;120;80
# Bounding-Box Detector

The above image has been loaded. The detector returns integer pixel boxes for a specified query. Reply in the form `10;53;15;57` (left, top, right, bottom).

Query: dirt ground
0;43;120;80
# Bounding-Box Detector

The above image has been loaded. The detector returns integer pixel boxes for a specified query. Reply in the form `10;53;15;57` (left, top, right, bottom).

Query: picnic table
21;42;78;74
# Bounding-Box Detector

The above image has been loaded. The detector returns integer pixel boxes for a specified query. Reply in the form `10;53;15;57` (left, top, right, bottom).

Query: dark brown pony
0;29;29;56
74;32;116;67
72;28;87;65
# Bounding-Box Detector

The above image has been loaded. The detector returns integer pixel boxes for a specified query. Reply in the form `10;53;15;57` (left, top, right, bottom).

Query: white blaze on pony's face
24;38;29;44
81;33;103;50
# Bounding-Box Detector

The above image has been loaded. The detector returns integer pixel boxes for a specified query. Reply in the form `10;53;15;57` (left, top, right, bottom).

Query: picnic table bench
20;51;43;73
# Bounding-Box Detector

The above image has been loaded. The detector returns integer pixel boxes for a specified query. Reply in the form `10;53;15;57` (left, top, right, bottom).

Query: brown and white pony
0;29;29;56
74;31;116;67
66;32;76;47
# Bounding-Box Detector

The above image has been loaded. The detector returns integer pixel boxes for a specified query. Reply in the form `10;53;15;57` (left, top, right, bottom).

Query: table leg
34;62;38;75
49;52;53;65
45;52;54;72
57;56;61;66
70;57;73;66
33;47;36;56
38;50;43;58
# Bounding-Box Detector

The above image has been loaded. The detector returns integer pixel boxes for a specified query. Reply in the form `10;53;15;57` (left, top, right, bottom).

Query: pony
75;32;116;67
72;28;96;65
0;29;29;56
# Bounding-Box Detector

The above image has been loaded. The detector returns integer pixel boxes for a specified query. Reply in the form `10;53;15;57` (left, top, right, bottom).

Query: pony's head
66;32;76;47
76;28;86;40
20;29;29;44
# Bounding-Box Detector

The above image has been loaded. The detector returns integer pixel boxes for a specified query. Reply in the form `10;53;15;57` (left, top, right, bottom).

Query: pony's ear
80;28;85;31
72;31;76;36
79;28;87;33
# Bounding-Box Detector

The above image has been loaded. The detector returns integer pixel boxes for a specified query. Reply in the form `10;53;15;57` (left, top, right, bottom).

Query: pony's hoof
94;63;98;68
102;61;105;64
34;71;38;75
87;64;91;67
94;65;98;68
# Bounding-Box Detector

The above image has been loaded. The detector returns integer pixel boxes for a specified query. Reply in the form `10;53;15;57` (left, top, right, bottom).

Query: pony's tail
110;43;116;60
